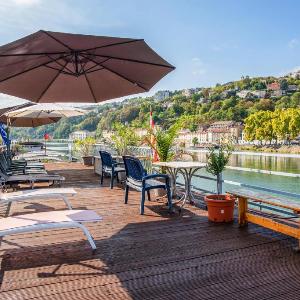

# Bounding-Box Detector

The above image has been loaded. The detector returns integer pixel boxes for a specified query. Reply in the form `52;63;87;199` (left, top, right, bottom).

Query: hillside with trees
10;73;300;140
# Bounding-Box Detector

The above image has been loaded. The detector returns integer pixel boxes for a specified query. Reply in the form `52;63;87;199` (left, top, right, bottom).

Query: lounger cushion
0;210;101;232
0;188;76;201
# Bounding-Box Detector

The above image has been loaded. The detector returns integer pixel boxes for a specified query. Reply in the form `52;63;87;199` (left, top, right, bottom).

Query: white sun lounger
0;188;76;212
0;172;65;189
0;210;101;250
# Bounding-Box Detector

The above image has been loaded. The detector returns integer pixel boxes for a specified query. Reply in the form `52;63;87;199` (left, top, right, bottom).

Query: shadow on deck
0;162;300;300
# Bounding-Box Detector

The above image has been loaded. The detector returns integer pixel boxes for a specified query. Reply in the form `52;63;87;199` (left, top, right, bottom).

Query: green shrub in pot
74;137;96;166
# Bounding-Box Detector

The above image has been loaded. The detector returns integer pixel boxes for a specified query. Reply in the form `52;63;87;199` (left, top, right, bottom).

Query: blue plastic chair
99;151;125;189
122;155;172;215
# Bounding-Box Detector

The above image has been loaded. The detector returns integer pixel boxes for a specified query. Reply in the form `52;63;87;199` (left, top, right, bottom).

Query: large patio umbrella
0;30;175;103
0;102;34;117
1;103;86;127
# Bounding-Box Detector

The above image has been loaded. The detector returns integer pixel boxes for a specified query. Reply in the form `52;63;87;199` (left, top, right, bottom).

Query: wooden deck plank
0;162;299;300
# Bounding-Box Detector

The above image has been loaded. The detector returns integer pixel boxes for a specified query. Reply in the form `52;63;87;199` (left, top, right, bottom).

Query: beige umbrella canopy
0;30;175;103
1;103;86;127
0;115;61;127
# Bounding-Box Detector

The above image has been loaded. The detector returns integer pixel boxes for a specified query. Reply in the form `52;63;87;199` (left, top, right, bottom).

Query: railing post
68;141;72;161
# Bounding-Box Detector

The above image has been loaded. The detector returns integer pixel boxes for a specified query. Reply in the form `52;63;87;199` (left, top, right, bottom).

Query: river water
44;141;300;196
189;151;300;196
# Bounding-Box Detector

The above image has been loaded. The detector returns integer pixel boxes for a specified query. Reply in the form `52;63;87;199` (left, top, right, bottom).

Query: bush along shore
235;144;300;154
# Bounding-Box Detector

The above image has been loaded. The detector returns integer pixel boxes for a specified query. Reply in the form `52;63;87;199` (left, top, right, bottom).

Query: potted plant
110;122;140;156
205;143;234;223
110;122;140;181
144;124;179;197
74;137;96;166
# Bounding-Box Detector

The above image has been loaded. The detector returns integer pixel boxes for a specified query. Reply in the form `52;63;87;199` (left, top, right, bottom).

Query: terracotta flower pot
82;156;94;166
205;194;235;223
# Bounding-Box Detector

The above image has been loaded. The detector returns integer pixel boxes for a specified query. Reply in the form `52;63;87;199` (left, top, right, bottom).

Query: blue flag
0;123;10;146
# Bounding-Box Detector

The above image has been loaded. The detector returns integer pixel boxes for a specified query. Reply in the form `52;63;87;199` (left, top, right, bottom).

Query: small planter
82;156;94;166
205;194;235;223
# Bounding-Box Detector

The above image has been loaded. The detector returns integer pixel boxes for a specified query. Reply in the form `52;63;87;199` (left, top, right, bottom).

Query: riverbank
189;148;300;158
190;145;300;157
235;144;300;155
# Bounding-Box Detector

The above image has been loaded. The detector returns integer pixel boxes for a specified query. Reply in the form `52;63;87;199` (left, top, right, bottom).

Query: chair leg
125;185;129;204
100;169;104;185
166;185;173;212
110;172;114;189
77;223;97;250
140;189;146;215
147;190;151;201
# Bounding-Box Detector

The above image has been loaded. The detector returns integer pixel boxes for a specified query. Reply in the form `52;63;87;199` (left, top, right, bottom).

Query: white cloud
0;1;124;43
288;38;299;49
191;57;206;76
12;0;41;5
192;57;201;62
211;43;238;52
192;69;206;76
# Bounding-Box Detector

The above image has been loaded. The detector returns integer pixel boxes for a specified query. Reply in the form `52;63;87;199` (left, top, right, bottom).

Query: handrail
223;179;300;199
191;174;300;199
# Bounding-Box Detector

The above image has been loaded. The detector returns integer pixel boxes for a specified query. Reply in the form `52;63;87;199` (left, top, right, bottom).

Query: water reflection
193;151;300;174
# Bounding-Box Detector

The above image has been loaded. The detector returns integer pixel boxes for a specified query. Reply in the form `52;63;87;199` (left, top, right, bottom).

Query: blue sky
1;0;300;105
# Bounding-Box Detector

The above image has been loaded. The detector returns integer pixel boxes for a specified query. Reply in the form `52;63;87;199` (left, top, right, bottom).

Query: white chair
0;187;76;213
0;210;101;250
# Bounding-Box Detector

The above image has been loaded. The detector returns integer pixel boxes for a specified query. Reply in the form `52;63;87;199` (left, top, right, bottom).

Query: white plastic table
153;161;206;209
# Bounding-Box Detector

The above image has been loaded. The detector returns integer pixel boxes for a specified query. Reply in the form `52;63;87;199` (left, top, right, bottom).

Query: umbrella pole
6;119;10;158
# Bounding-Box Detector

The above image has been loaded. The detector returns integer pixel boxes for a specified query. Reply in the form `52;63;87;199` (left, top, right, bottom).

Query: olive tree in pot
110;122;140;181
74;137;96;166
205;143;235;223
110;122;140;156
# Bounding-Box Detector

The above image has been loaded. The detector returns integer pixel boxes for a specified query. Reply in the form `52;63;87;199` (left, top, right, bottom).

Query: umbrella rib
0;52;67;57
80;54;148;91
0;53;71;84
79;60;97;103
36;60;69;103
85;53;175;69
0;41;143;57
45;54;74;74
41;30;72;51
82;58;110;73
83;39;143;52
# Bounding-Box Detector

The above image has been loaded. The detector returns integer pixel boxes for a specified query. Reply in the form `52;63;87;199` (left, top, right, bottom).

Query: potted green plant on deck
110;122;140;182
145;124;179;166
205;143;235;223
74;137;96;166
110;122;140;156
144;124;179;197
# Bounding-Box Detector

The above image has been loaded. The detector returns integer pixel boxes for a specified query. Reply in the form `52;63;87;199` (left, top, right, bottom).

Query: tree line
244;108;300;144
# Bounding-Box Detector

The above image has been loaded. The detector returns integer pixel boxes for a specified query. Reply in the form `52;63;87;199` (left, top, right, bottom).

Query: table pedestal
165;166;202;211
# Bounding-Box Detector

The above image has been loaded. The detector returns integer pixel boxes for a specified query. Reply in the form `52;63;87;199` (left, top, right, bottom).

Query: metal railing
93;144;300;201
191;173;300;200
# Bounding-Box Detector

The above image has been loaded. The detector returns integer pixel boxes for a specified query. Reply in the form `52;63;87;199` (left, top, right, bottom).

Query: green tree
110;122;140;155
291;92;300;107
192;137;199;146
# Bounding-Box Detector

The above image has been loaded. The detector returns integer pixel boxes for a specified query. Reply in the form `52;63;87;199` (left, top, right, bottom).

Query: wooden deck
0;162;300;299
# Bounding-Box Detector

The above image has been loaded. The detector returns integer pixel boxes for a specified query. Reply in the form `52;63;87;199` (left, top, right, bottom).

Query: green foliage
291;92;300;107
110;122;140;155
192;137;199;146
206;144;232;177
244;108;300;144
74;136;96;157
145;124;179;162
